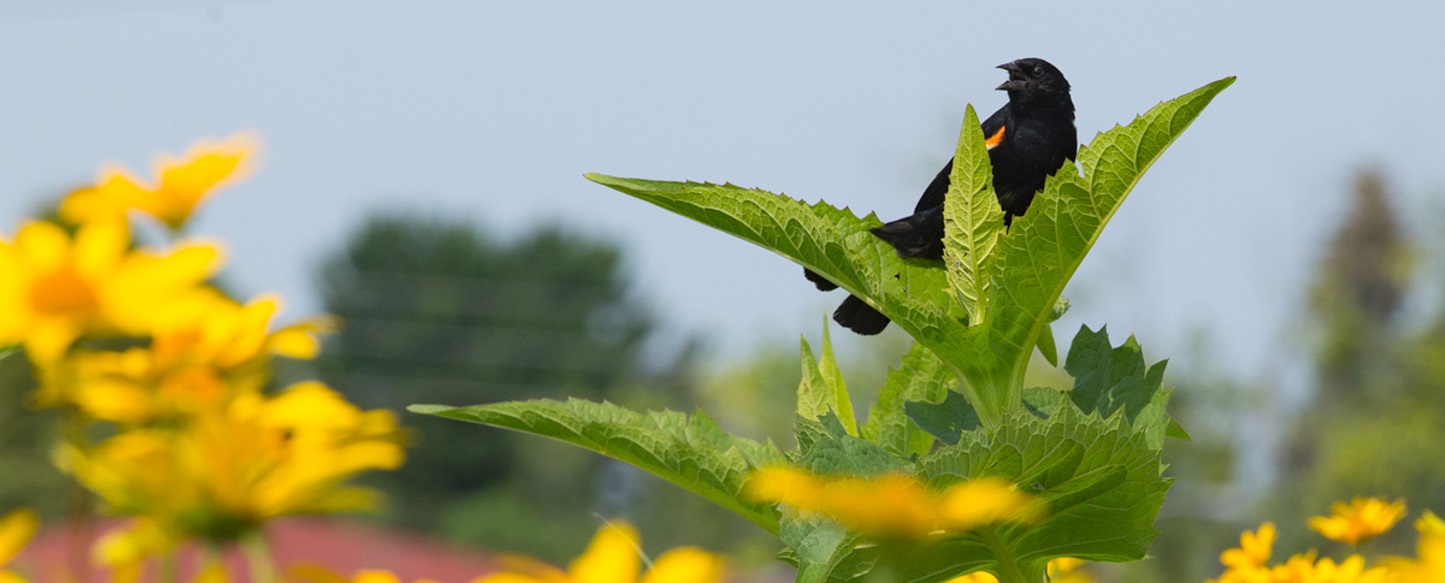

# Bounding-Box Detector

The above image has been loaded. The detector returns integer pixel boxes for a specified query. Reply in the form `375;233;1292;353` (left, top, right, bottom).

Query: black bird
807;58;1078;335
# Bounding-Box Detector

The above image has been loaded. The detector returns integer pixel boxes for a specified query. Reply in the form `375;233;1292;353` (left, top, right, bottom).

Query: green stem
980;528;1042;583
241;532;277;583
951;366;1002;430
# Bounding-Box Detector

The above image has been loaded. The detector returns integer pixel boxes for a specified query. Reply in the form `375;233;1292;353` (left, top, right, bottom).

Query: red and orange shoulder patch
985;126;1007;150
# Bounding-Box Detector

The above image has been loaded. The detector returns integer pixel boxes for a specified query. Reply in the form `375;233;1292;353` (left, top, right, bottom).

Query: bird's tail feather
833;295;890;335
803;268;839;291
869;205;944;260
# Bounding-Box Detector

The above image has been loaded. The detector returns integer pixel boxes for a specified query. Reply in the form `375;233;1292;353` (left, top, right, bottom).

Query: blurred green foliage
0;350;68;518
1273;168;1445;552
314;212;774;562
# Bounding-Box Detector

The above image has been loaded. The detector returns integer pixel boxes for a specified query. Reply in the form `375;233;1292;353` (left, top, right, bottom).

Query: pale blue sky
3;1;1444;383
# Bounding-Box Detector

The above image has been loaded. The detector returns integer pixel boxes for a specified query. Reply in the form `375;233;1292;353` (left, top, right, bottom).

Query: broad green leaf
1063;324;1169;425
975;77;1237;416
905;404;1171;576
798;323;858;436
585;173;959;334
942;104;1005;325
862;342;952;457
409;399;785;533
781;518;875;583
903;391;980;446
795;415;910;476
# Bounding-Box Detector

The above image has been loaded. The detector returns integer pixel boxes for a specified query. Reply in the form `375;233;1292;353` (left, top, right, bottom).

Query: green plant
413;76;1233;583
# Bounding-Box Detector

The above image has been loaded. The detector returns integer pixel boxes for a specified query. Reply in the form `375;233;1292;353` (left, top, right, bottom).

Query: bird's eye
1031;65;1044;78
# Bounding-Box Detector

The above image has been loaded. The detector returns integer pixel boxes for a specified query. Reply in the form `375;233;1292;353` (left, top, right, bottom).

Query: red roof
14;518;502;583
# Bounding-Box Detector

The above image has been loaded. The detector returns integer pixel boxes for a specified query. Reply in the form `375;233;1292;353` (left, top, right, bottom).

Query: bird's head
996;58;1071;103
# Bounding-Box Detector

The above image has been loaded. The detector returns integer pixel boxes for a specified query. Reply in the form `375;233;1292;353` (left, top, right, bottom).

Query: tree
1271;168;1445;553
316;212;684;557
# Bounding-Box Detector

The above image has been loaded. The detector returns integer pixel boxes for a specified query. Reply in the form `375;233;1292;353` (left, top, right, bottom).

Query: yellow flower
1220;523;1276;572
1308;497;1406;546
94;519;175;583
0;509;39;583
470;521;725;583
940;559;1089;583
62;133;258;229
94;519;239;583
0;220;222;363
1046;558;1095;583
1382;511;1445;581
36;294;333;423
1210;530;1397;583
1275;554;1390;583
58;382;404;543
744;467;1043;539
944;572;997;583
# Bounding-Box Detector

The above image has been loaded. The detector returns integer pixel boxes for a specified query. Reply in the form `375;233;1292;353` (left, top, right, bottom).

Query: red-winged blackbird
807;58;1078;335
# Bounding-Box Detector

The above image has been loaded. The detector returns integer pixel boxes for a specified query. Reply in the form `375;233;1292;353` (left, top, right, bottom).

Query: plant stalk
981;527;1043;583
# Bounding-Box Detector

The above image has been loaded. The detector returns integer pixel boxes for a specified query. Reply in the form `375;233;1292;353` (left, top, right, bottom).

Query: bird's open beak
996;61;1022;91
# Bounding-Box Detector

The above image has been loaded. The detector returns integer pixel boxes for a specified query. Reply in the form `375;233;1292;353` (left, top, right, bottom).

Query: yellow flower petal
1308;497;1405;546
14;222;68;272
639;548;724;583
469;555;568;583
72;219;129;278
1220;522;1275;570
747;467;1042;539
944;572;998;583
352;571;402;583
938;477;1045;530
70;133;261;229
60;168;148;225
0;509;39;566
568;522;640;583
194;560;231;583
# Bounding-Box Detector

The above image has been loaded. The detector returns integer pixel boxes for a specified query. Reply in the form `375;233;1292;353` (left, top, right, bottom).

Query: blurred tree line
1119;168;1445;582
312;212;778;563
1276;168;1445;547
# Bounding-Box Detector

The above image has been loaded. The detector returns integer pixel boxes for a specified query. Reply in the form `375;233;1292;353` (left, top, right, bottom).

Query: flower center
29;268;100;316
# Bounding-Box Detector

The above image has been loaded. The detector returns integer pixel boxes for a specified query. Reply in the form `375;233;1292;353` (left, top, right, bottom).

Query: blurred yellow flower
470;521;725;583
58;382;404;543
942;559;1091;583
944;571;997;583
1046;558;1095;583
95;519;236;583
1308;497;1406;546
62;133;258;229
1382;511;1445;581
95;518;175;583
1210;519;1397;583
0;219;222;363
1220;522;1276;572
0;509;39;583
744;467;1043;539
36;294;333;423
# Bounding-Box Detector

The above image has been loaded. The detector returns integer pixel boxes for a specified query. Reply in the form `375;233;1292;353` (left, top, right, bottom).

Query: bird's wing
913;159;951;213
912;103;1010;213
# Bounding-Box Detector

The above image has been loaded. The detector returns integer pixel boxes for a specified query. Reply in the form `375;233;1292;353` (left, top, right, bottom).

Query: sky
3;1;1444;386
